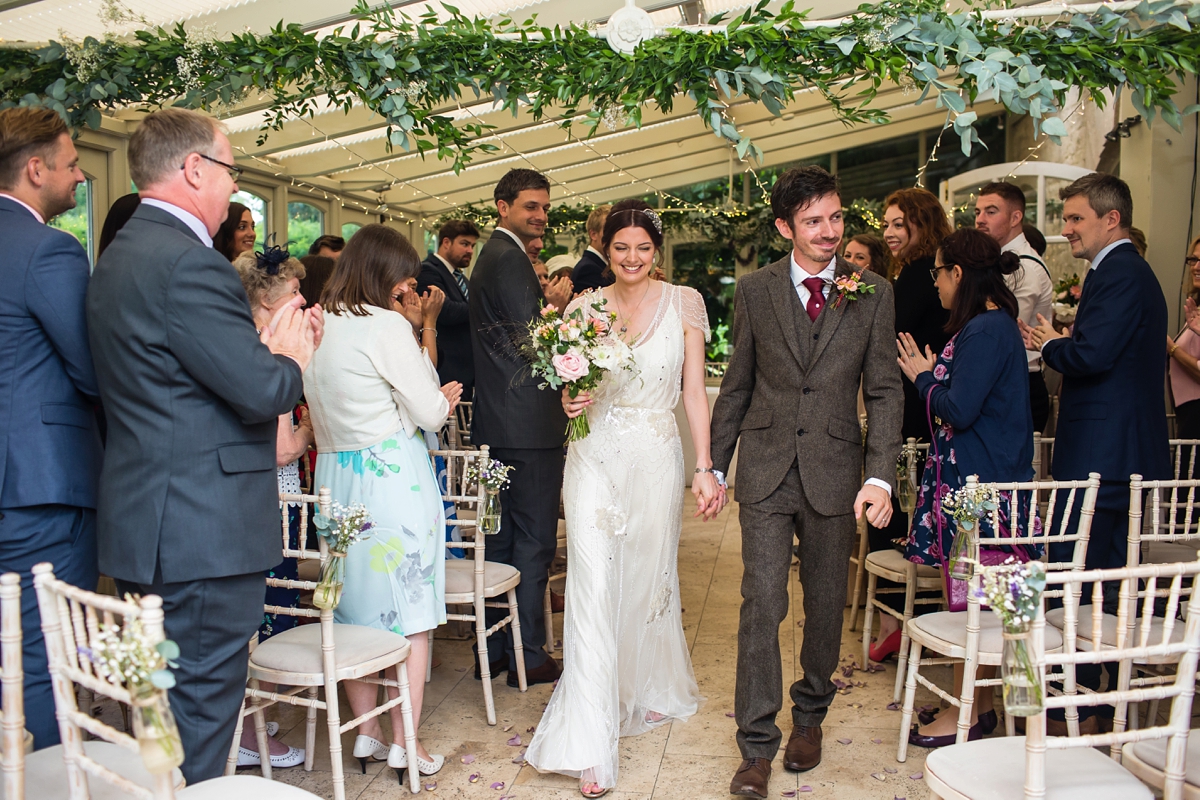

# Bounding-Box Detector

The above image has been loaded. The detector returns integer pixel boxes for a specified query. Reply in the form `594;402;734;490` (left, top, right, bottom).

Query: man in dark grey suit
418;218;479;399
0;107;102;750
469;169;572;685
710;166;902;798
87;108;321;783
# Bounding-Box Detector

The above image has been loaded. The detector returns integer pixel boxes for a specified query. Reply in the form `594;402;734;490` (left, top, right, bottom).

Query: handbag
926;384;1029;612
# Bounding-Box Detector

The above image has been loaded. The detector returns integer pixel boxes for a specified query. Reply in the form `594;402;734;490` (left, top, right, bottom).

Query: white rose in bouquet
590;337;633;373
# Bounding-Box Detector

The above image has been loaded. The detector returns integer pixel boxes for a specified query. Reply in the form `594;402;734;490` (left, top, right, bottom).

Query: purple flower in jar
933;363;948;381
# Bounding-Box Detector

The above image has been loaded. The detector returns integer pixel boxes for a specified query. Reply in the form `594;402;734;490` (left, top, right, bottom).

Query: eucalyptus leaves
1;0;1198;171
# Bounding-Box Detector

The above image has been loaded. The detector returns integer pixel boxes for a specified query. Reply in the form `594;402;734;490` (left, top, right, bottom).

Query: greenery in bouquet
524;295;637;441
941;482;1000;532
979;559;1046;631
1053;274;1083;307
313;501;375;554
464;456;514;493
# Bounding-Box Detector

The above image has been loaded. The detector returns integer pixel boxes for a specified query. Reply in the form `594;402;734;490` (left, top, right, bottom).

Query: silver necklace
614;284;652;335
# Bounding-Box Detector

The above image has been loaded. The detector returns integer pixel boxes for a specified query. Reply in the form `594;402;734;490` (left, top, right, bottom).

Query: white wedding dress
525;283;708;790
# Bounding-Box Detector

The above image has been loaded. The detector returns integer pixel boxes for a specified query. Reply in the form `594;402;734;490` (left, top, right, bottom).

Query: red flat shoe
868;629;902;663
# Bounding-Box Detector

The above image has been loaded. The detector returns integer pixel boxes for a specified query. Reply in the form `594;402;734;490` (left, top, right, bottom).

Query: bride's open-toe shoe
581;769;610;798
645;711;667;724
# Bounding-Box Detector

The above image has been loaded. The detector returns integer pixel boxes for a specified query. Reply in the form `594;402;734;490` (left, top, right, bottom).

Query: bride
524;205;726;797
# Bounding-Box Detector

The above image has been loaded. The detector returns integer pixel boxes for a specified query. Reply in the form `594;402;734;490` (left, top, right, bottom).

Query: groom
711;166;902;798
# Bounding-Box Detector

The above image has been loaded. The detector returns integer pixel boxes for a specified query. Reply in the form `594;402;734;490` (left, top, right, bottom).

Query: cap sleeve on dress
678;285;711;342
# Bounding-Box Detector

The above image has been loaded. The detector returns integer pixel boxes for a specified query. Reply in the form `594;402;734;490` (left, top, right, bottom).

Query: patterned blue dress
316;430;447;636
903;310;1039;567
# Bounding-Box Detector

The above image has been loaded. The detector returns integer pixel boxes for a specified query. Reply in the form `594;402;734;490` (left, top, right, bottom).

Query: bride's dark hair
601;207;663;252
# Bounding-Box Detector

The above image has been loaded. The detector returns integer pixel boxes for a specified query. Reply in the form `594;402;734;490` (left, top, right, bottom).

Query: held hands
562;387;592;419
440;381;463;412
262;295;317;372
1018;313;1065;351
895;332;935;382
691;472;727;522
545;274;573;312
854;483;892;527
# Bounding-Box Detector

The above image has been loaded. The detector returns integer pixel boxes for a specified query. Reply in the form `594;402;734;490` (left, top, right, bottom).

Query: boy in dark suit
0;106;102;750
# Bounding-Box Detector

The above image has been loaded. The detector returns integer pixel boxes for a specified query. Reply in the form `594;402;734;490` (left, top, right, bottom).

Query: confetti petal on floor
502;725;512;732
799;787;813;793
423;782;437;792
780;791;797;798
469;773;481;783
887;702;901;711
885;767;898;774
507;735;522;746
871;738;883;744
461;755;476;764
871;772;886;781
726;712;736;718
526;726;537;733
909;772;923;780
490;782;505;790
837;738;852;745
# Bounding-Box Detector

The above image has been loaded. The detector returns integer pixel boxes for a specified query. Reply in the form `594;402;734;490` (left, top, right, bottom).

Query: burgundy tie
802;277;826;322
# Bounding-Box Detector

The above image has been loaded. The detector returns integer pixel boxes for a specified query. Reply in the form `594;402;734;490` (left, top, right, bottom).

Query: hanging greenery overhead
2;0;1198;171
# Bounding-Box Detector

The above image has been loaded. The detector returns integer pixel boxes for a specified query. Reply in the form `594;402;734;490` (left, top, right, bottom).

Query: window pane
233;191;267;251
50;181;92;262
341;222;362;241
287;202;324;257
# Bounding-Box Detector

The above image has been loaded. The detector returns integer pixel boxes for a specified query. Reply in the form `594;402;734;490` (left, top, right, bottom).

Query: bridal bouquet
525;296;636;442
312;501;375;610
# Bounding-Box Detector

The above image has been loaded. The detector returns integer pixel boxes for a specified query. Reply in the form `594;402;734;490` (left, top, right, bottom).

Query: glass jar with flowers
981;559;1047;716
896;441;919;517
312;502;375;611
89;610;184;774
941;482;1000;582
464;456;515;535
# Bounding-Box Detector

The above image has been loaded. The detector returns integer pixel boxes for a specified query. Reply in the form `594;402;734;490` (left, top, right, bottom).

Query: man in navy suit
569;204;612;294
417;219;479;399
0;107;103;750
1022;172;1170;730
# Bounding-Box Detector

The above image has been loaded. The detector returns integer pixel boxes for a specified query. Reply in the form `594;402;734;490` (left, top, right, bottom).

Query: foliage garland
2;0;1199;171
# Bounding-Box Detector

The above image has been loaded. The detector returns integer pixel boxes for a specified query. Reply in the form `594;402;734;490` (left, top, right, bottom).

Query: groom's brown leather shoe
507;656;560;688
783;725;822;772
729;757;772;798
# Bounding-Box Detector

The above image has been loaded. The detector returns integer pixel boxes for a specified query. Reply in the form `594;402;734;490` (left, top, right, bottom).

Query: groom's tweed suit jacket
711;255;902;513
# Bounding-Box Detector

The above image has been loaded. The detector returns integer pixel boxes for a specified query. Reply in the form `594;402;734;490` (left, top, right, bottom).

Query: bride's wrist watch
695;467;727;489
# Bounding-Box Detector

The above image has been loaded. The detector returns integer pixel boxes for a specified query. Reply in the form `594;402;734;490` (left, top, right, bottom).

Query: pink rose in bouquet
552;352;590;382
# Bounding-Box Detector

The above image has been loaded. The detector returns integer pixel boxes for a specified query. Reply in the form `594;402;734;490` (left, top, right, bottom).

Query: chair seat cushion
1144;540;1200;565
865;549;941;581
1045;607;1185;662
925;735;1152;800
445;560;520;598
249;622;409;678
910;610;1063;655
1124;736;1200;794
14;741;183;800
178;775;322;799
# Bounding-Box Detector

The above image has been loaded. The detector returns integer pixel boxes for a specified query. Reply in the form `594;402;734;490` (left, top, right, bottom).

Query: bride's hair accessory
639;208;663;235
255;238;291;276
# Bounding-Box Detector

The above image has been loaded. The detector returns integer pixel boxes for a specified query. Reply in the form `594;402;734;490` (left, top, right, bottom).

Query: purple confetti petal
885;767;898;774
909;772;923;780
512;751;527;765
781;791;797;798
490;782;505;790
832;679;847;690
872;738;883;744
469;773;481;783
887;701;901;711
799;787;813;794
526;726;537;733
895;797;907;800
841;665;855;678
507;735;522;746
423;782;437;792
871;772;886;781
837;737;852;745
726;712;736;717
461;754;476;764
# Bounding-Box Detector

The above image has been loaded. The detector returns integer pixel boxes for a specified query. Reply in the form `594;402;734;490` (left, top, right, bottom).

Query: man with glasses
87;108;323;783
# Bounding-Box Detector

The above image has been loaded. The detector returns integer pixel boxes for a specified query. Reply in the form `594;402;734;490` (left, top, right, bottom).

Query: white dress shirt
140;198;213;247
1090;238;1133;271
0;192;44;224
1001;232;1054;372
789;252;891;497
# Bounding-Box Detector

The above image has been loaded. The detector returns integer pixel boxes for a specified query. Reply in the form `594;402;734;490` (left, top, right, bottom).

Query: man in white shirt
975;181;1054;432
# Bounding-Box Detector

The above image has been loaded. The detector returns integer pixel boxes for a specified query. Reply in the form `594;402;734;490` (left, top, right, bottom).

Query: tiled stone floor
253;499;948;799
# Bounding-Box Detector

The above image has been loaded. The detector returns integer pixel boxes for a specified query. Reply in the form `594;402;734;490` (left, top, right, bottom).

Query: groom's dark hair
771;166;841;227
494;168;551;205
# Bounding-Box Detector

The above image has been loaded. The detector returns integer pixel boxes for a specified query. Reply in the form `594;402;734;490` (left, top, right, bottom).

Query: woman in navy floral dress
895;228;1034;747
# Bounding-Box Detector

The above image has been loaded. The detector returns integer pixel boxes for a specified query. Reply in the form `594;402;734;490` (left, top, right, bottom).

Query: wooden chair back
1127;474;1200;567
428;446;490;574
31;563;172;800
2;573;25;800
1031;559;1200;798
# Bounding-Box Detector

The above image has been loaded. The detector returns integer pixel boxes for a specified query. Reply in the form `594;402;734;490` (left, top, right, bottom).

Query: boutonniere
829;270;876;309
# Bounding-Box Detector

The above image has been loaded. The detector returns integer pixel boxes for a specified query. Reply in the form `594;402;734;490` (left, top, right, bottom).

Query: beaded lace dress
525;283;709;789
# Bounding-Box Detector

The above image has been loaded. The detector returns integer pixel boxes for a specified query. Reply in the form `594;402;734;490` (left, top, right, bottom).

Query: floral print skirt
315;429;446;637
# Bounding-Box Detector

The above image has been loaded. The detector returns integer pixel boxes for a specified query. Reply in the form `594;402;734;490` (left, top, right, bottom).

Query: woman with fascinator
230;244;314;768
524;202;720;798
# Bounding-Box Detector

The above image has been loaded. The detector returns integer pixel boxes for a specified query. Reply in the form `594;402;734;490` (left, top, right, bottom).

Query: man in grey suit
87;108;321;783
710;166;902;798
